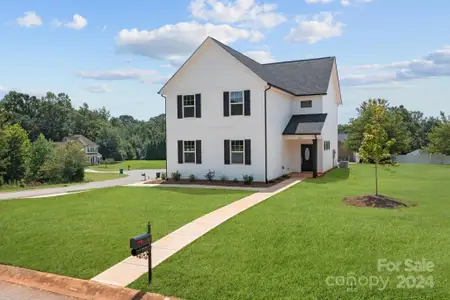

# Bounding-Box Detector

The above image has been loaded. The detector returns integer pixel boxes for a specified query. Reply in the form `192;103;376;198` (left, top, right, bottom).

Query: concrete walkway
91;178;301;287
0;169;164;201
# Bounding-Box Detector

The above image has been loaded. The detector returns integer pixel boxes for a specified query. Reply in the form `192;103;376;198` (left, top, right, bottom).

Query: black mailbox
130;222;153;284
130;233;151;249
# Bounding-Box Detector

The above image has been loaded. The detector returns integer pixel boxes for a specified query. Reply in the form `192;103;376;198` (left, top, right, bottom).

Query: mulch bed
344;195;410;209
145;177;289;188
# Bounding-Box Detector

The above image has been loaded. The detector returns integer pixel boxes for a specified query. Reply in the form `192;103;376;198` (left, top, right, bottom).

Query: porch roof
282;113;327;135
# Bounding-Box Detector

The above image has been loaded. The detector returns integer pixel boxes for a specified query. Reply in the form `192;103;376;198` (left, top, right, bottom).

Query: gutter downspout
264;85;272;183
161;94;168;176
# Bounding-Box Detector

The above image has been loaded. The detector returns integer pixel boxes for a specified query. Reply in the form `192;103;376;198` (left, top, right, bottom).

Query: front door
301;144;313;172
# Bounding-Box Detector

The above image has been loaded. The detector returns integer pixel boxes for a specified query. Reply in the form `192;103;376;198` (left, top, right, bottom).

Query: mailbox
130;233;151;249
130;222;153;284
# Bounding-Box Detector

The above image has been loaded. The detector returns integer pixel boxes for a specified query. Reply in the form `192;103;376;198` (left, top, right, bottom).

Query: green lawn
89;160;165;171
130;164;450;300
0;172;127;193
0;187;250;279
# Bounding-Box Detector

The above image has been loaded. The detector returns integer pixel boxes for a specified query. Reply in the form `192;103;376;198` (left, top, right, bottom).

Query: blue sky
1;0;449;123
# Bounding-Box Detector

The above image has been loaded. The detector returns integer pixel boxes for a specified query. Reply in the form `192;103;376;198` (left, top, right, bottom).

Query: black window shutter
244;90;251;116
177;95;183;119
195;140;202;164
177;140;183;164
245;139;251;165
223;92;229;117
224;140;230;165
195;94;201;118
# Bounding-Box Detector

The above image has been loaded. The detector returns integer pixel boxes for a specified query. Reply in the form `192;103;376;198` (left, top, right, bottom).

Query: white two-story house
159;37;342;182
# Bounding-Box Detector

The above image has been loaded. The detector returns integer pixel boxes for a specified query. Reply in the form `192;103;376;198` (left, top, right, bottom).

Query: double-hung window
183;141;196;163
183;95;195;118
230;91;244;116
324;141;331;151
230;140;244;164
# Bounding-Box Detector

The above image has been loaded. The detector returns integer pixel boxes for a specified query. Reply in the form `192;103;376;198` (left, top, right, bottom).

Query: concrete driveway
0;169;164;201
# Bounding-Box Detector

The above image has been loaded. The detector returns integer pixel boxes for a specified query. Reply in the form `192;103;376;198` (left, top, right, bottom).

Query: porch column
312;138;318;178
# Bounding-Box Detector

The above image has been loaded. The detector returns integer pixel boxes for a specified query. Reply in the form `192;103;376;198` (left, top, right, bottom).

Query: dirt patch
145;177;289;188
344;195;409;209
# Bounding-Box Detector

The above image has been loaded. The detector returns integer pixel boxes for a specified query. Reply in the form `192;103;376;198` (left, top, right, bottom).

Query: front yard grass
90;160;165;171
130;164;450;300
0;172;127;193
0;187;251;279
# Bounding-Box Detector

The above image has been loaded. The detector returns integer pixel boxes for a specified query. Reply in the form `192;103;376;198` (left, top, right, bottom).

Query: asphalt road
0;169;163;201
0;281;79;300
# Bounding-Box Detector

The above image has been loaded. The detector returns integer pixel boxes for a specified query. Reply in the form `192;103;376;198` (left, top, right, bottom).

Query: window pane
230;103;243;115
183;95;194;106
301;100;312;108
231;153;244;164
184;106;195;118
184;141;195;151
184;152;195;163
231;140;243;151
230;91;243;103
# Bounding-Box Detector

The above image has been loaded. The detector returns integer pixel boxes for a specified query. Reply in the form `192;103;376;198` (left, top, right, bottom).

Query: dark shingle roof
283;114;327;135
65;135;98;147
210;37;335;96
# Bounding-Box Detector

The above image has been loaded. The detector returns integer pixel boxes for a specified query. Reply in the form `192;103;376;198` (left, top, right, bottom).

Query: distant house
60;135;102;165
338;133;358;162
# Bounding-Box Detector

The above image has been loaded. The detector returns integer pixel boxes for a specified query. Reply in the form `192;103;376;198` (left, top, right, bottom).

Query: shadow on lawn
308;168;350;184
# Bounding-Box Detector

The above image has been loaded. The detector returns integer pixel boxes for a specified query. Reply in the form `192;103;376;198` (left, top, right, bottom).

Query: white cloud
341;46;450;86
16;12;42;27
83;84;111;93
354;82;413;90
285;12;344;44
244;50;276;63
0;85;7;92
190;0;286;29
340;0;351;6
141;75;172;85
116;22;263;60
305;0;373;6
77;69;157;80
54;14;87;30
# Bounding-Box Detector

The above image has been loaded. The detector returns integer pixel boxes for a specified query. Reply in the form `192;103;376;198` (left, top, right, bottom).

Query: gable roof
159;37;337;97
211;37;335;96
63;135;98;147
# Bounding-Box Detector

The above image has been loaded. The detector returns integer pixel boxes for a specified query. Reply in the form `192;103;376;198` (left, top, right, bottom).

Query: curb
0;265;180;300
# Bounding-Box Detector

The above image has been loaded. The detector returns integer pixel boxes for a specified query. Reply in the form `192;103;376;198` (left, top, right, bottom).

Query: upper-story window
183;95;195;118
300;100;312;108
230;91;244;116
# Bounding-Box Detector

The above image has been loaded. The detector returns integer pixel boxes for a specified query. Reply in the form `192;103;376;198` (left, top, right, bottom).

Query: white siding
163;39;267;181
266;89;293;180
320;63;339;173
291;95;323;114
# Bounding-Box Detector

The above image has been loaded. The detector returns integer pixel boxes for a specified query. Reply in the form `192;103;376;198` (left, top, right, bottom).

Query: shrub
171;170;181;181
220;175;228;183
189;174;196;182
233;177;239;183
204;169;215;182
26;134;54;183
41;141;87;183
161;172;167;180
242;174;254;185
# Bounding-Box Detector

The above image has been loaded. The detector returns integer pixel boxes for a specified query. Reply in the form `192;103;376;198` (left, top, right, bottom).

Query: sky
1;0;449;123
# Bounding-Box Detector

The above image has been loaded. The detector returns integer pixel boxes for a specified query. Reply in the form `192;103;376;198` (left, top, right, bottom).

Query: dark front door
301;144;313;172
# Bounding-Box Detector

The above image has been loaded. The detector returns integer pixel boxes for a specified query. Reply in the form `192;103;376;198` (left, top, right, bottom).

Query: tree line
0;91;166;161
340;99;450;156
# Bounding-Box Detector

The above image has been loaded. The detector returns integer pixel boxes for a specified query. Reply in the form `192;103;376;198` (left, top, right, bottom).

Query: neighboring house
159;37;342;182
338;133;359;162
61;135;102;165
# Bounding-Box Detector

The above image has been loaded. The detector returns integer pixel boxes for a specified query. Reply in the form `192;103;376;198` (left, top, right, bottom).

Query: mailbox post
130;222;152;284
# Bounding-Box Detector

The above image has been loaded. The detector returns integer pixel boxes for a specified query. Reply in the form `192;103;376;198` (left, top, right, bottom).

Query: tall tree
427;112;450;155
358;102;396;196
0;124;31;182
347;99;411;154
26;134;54;182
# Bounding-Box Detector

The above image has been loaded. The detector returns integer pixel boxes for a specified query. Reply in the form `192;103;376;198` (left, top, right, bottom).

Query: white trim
182;95;196;118
183;140;196;164
229;91;244;116
230;139;244;164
